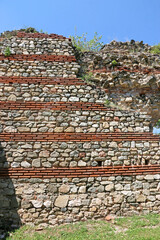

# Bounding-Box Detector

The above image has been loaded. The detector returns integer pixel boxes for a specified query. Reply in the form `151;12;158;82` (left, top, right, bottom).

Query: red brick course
0;133;159;142
0;76;86;85
0;165;159;178
0;101;113;111
16;32;70;40
0;54;76;62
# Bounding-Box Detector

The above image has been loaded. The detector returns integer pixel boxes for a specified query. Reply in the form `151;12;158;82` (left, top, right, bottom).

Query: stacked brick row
0;54;76;62
0;32;159;230
0;165;160;178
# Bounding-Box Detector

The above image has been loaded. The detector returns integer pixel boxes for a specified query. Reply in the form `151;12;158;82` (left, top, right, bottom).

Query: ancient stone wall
77;40;160;124
0;33;159;232
1;174;160;227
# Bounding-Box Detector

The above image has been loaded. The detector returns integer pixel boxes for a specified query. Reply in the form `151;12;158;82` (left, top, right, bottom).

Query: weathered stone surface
136;194;146;202
55;195;69;208
105;184;114;191
18;127;30;132
78;160;87;167
79;186;86;193
44;200;52;208
54;127;64;133
59;184;70;193
79;40;160;123
31;200;43;208
32;159;41;167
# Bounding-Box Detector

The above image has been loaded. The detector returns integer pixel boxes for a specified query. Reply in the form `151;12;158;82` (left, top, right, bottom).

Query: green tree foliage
70;31;103;52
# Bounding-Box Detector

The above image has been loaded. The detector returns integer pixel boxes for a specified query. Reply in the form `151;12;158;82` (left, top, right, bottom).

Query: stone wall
0;32;159;233
0;81;105;102
0;37;74;55
1;173;160;227
0;108;151;133
77;40;160;124
0;56;79;78
1;139;159;168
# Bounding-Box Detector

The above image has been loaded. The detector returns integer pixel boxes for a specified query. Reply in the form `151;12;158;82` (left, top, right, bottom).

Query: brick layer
0;101;113;111
16;32;70;40
0;133;159;142
0;165;159;178
0;54;76;62
0;76;86;85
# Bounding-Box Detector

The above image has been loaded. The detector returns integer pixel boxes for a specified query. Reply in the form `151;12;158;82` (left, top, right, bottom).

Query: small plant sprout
81;72;94;84
104;99;110;106
4;47;11;57
111;60;118;66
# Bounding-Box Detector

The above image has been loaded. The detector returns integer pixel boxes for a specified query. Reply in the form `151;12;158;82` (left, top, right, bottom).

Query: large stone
21;161;31;168
144;175;154;181
44;200;52;208
109;142;117;148
59;184;70;193
39;150;50;158
47;184;57;193
103;122;109;128
69;97;79;101
65;127;75;132
115;184;123;191
31;200;43;208
54;127;64;132
18;127;30;132
79;186;86;193
136;194;146;202
114;195;123;203
8;94;17;101
127;195;136;203
105;184;114;191
11;162;20;168
4;126;16;132
54;195;69;208
78;160;86;167
32;159;41;167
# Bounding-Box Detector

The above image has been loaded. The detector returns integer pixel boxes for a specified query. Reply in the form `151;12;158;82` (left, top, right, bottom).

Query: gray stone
105;184;114;191
21;161;31;168
79;186;86;193
78;160;86;167
32;159;41;167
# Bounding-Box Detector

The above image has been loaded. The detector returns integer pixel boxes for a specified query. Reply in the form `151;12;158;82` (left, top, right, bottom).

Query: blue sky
0;0;160;45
